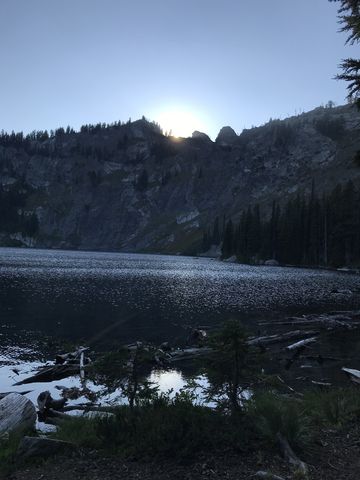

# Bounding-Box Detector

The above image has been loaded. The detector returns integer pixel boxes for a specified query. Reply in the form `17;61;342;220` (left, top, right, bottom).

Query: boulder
264;259;279;266
0;393;36;435
17;436;74;459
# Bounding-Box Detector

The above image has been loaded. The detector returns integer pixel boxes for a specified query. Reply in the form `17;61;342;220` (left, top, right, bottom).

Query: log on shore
55;347;89;365
13;364;80;386
248;330;318;347
260;311;360;330
342;367;360;385
168;347;213;362
276;433;308;476
0;393;36;435
286;337;317;352
37;391;67;413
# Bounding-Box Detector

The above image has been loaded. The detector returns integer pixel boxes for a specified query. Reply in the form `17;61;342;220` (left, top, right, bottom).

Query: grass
248;391;311;450
52;393;252;460
0;431;35;477
50;387;360;463
303;387;360;427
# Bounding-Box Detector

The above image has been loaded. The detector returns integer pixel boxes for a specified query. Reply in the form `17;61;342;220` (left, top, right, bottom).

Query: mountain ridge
0;104;359;254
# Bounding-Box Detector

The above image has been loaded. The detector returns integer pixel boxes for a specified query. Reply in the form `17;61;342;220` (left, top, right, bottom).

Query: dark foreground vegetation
1;321;360;480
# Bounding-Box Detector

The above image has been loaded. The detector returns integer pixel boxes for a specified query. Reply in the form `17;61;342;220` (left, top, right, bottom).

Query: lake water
1;247;360;413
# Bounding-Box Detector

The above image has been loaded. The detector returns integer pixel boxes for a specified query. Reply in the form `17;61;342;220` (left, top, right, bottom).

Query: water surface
1;248;360;351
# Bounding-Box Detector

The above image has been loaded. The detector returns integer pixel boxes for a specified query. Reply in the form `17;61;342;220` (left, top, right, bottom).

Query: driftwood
276;433;308;476
37;391;67;413
286;337;317;352
311;380;332;387
14;364;80;386
260;311;360;330
168;347;213;363
14;346;91;386
0;393;36;435
342;367;360;384
55;347;89;365
248;330;318;347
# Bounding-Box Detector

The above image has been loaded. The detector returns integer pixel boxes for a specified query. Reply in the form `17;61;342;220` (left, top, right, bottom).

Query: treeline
202;181;360;267
0;117;163;151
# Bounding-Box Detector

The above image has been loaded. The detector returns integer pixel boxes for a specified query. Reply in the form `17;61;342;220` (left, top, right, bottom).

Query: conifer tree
331;0;360;106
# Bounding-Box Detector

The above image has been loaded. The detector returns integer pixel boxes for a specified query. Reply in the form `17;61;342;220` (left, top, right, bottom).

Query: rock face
0;393;36;434
215;126;238;144
192;130;211;142
0;105;359;254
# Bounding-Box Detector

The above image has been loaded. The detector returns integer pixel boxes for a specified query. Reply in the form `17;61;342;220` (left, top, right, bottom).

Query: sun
154;108;206;138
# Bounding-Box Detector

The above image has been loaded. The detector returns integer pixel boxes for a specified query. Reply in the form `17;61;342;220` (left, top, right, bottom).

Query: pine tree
331;0;360;106
222;219;234;258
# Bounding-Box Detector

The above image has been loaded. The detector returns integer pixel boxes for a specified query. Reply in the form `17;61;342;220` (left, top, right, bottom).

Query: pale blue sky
0;0;356;138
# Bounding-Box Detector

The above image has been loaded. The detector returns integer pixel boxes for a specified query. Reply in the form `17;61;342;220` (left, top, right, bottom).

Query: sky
0;0;357;139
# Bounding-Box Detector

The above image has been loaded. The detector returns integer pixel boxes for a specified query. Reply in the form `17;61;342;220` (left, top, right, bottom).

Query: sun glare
155;109;206;138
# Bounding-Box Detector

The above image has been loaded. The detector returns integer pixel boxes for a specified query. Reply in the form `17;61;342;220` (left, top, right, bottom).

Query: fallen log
260;311;360;330
14;364;81;386
342;367;360;385
276;433;308;476
0;393;36;435
55;347;89;365
286;337;317;352
168;347;213;362
311;380;332;387
248;330;318;347
37;391;67;413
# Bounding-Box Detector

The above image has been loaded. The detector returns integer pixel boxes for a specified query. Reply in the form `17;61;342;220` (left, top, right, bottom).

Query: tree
204;320;249;413
331;0;360;106
221;219;234;258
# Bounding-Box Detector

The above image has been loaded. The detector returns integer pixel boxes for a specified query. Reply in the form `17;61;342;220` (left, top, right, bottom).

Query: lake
1;247;360;411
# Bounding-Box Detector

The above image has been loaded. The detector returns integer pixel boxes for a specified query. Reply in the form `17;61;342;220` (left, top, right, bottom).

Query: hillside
0;104;359;254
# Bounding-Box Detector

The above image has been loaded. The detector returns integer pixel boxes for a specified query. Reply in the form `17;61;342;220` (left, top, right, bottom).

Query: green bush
303;388;360;427
248;392;310;450
52;416;102;449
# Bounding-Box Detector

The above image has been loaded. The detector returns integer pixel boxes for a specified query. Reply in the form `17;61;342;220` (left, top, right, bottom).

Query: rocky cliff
0;104;359;253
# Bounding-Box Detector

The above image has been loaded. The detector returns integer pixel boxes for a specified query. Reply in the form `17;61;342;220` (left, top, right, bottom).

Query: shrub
54;394;251;460
303;388;360;427
248;392;310;450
